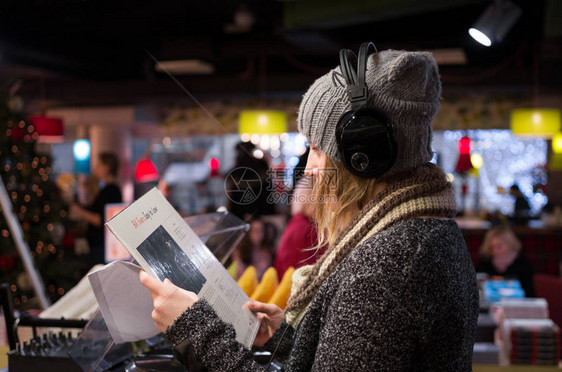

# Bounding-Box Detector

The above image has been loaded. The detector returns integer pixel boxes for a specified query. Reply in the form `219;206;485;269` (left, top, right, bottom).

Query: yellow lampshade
238;110;287;135
553;132;562;154
510;108;561;138
550;153;562;170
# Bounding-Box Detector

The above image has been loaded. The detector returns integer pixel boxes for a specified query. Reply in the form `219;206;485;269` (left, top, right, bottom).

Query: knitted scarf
285;164;457;327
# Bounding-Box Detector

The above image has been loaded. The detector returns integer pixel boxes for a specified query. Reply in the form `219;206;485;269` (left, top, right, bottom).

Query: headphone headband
338;49;357;87
357;42;377;89
339;42;377;111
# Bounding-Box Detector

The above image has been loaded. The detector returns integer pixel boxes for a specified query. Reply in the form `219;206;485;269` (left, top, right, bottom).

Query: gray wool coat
166;218;479;371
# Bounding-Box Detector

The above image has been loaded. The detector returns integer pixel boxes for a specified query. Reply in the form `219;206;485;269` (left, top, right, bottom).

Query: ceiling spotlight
469;0;522;47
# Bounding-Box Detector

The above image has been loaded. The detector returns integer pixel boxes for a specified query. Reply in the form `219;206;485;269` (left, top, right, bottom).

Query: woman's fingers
139;270;163;293
247;301;281;316
247;300;284;346
140;270;200;333
140;271;178;300
254;311;268;323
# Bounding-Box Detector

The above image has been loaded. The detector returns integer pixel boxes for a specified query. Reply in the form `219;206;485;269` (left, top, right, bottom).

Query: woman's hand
68;204;102;226
139;270;199;333
247;301;284;346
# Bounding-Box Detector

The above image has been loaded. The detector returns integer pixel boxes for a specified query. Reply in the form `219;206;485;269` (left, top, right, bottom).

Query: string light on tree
0;91;87;307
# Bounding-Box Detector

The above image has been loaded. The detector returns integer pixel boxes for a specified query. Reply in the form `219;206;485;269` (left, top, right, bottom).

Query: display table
474;365;561;371
3;212;249;372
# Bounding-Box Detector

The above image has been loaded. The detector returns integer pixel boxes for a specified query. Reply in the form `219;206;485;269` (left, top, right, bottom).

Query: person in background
158;178;174;201
509;184;531;225
274;176;327;278
76;173;99;207
70;152;122;267
476;225;535;297
140;46;478;370
158;177;185;215
231;217;277;279
225;142;275;221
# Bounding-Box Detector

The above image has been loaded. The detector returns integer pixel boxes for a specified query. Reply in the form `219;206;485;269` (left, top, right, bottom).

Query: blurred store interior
1;0;562;368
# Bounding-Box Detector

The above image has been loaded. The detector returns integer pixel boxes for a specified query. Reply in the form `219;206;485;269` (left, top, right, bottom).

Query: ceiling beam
283;0;487;29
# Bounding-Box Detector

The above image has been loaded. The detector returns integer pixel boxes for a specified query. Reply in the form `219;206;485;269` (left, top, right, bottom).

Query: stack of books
491;298;560;366
501;319;560;366
491;298;550;321
482;280;525;305
472;342;500;365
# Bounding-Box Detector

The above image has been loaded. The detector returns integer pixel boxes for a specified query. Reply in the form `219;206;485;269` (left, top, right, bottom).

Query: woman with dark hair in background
231;217;277;279
70;152;122;267
225;142;276;221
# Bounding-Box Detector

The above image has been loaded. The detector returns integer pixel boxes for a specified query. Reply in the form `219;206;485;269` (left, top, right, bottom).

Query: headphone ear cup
336;108;397;178
335;110;356;145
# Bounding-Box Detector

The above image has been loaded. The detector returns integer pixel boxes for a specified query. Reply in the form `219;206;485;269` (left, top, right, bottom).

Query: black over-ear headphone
336;42;397;178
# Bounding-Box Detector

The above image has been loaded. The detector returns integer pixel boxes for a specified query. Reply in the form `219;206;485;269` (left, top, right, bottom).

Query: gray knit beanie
297;49;442;177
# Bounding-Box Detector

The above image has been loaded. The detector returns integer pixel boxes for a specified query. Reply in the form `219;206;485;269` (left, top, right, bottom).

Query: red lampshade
455;136;474;173
458;136;471;155
29;116;64;142
135;158;159;183
209;157;220;176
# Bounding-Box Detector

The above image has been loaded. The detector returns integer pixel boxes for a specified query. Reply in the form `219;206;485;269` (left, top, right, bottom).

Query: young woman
140;46;479;370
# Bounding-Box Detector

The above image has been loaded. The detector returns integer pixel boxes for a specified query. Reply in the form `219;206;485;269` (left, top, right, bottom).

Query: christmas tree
0;92;88;309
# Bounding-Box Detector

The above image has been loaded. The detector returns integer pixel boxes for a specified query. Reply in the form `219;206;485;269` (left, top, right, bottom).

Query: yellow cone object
237;266;258;297
227;261;238;280
268;267;294;309
250;267;279;303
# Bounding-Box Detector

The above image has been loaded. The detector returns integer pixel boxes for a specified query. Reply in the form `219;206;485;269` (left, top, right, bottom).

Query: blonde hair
313;156;383;248
480;226;522;258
